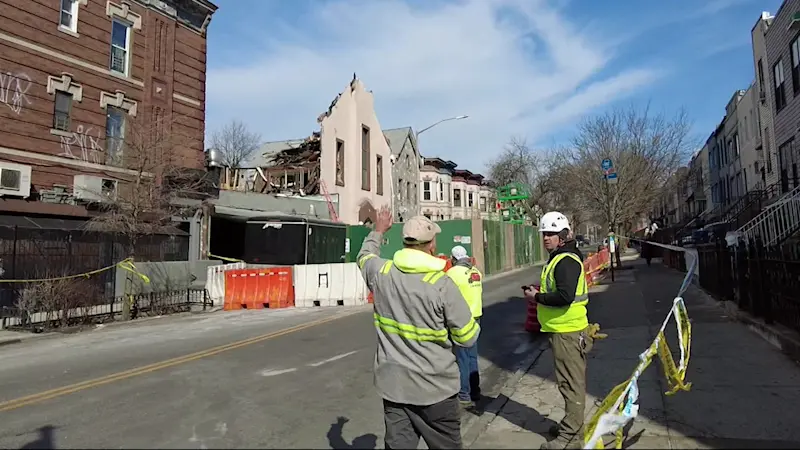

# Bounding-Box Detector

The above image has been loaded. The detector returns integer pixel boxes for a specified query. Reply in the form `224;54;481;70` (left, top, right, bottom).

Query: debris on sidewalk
470;258;800;449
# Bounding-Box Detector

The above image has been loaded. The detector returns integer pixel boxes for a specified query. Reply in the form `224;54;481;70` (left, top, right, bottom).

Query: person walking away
446;245;484;407
357;207;480;450
641;238;653;266
523;211;592;450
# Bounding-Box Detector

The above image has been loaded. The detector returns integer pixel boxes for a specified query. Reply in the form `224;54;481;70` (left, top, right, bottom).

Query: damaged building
243;76;393;225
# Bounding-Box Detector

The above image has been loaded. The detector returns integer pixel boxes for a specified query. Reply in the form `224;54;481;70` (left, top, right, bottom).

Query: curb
718;299;800;364
462;337;549;448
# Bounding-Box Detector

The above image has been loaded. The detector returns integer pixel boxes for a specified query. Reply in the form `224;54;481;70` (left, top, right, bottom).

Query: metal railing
1;288;211;332
738;184;800;247
662;242;800;334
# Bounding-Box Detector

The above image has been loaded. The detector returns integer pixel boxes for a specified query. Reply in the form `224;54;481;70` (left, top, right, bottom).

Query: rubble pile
267;132;321;168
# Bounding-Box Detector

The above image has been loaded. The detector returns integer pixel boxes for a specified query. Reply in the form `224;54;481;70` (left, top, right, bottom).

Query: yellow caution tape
0;257;150;285
582;236;695;449
207;253;244;263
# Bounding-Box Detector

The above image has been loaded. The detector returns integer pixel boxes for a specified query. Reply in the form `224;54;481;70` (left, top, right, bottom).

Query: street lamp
416;115;469;137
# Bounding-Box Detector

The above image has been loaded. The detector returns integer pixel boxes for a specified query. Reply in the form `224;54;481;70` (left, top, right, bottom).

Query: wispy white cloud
206;0;660;172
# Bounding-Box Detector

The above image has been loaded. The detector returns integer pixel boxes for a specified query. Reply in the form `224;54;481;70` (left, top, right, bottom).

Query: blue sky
204;0;782;173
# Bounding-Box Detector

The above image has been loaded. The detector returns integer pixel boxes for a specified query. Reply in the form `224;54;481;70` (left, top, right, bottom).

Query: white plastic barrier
293;262;369;308
205;262;246;306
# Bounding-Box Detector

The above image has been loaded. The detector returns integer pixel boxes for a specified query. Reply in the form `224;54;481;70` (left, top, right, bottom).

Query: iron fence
662;242;800;334
0;226;189;309
1;288;210;332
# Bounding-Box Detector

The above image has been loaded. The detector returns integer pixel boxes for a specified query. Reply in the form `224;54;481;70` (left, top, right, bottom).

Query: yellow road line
0;308;367;412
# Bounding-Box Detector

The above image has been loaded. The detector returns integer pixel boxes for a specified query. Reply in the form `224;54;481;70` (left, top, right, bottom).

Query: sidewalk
469;257;800;449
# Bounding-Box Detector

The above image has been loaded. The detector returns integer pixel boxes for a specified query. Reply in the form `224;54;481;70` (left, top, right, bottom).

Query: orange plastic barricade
524;295;540;333
223;267;295;310
224;270;245;310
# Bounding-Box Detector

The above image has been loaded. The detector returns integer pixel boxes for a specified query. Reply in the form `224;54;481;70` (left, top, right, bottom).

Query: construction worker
523;211;592;450
446;245;484;407
358;207;480;450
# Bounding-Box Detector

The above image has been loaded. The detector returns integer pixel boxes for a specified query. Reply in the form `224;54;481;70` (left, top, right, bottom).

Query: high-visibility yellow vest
537;252;588;333
446;265;483;318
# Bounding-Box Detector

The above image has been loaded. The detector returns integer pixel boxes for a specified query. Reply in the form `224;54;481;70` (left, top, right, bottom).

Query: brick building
0;0;216;218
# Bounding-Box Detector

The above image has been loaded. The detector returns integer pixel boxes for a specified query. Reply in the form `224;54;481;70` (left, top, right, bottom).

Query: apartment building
708;90;747;211
752;11;778;190
737;83;765;191
418;158;495;221
686;145;710;219
765;0;800;194
0;0;215;218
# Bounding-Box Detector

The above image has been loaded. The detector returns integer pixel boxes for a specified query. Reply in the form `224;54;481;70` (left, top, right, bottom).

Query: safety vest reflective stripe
359;253;377;268
450;317;479;344
380;260;393;274
423;271;446;284
373;312;449;342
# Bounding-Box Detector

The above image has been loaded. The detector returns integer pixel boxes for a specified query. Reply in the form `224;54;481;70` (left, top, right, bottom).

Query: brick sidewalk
470;257;800;449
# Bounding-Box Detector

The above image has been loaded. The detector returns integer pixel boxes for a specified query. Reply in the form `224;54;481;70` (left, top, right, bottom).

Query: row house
0;0;215;219
765;1;800;194
709;90;746;210
418;157;495;221
383;127;421;223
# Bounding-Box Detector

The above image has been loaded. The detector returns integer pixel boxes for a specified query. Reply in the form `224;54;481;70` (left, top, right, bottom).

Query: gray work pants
383;395;462;449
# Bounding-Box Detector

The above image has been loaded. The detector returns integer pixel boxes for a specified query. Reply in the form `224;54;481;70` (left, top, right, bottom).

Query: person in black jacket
524;212;592;450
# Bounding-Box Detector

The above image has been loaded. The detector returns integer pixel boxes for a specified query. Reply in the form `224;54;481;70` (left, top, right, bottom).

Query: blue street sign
601;159;613;171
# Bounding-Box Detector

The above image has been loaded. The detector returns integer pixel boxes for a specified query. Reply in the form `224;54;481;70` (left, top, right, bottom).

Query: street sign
605;167;618;184
601;159;613;171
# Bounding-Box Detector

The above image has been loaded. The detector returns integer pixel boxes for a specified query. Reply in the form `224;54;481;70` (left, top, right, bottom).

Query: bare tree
208;120;262;168
85;113;212;319
557;105;695;264
487;138;585;224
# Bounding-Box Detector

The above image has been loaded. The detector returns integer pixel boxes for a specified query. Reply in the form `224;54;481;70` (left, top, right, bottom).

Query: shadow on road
19;425;56;450
327;416;377;449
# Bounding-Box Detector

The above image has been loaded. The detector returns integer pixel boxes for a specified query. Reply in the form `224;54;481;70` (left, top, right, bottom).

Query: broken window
361;125;370;191
376;154;383;195
336;139;345;186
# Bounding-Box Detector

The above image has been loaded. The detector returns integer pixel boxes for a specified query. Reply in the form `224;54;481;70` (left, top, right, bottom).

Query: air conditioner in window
0;162;32;198
73;174;118;203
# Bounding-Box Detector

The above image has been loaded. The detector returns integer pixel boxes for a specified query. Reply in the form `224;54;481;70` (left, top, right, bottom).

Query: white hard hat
451;245;468;260
539;211;570;233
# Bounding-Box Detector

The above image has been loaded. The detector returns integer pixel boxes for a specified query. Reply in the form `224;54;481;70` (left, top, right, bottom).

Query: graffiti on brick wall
0;70;32;114
58;125;104;164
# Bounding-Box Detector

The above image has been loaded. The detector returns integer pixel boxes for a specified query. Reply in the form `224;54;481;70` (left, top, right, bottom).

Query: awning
0;214;89;230
0;214;188;235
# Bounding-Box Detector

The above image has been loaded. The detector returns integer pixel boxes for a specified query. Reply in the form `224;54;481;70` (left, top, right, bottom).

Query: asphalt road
0;266;543;449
